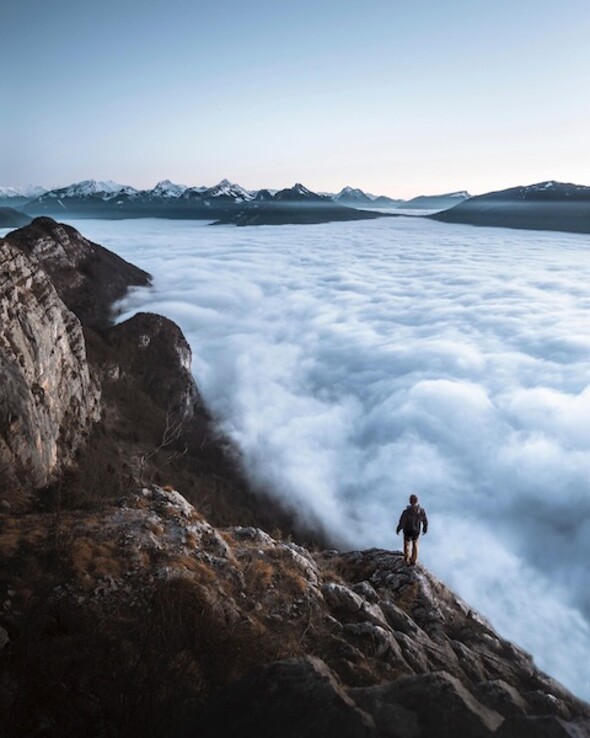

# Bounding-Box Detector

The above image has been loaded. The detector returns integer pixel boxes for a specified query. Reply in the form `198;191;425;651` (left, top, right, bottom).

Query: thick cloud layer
69;216;590;700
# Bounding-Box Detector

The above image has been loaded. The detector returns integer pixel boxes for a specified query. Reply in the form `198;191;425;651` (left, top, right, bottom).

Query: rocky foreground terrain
1;218;589;737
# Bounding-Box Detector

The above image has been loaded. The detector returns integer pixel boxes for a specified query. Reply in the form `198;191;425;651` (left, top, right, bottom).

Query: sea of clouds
64;216;590;700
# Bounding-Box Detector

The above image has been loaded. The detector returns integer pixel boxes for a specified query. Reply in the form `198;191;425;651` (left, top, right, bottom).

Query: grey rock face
0;238;100;495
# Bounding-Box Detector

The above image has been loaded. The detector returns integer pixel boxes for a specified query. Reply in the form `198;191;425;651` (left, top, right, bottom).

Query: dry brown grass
315;555;347;586
0;575;290;738
69;538;123;580
245;557;275;590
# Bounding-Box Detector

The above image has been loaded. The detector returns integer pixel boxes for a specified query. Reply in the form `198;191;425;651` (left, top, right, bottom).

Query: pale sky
2;0;590;198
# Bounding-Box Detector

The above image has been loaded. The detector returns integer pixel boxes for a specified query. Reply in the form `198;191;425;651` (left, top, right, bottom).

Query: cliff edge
0;219;588;738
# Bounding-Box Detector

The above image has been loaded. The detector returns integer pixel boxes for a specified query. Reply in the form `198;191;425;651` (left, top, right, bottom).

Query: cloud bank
73;216;590;700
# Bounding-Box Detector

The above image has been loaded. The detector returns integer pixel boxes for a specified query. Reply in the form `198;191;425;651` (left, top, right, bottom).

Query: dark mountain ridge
401;191;471;210
432;181;590;233
0;207;32;228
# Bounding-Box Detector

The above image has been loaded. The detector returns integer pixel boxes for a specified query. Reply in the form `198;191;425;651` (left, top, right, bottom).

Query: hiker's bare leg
410;538;419;565
403;536;411;563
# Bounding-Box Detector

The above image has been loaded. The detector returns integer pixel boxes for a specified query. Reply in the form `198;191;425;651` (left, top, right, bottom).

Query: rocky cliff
0;219;589;738
5;216;150;327
0;237;100;502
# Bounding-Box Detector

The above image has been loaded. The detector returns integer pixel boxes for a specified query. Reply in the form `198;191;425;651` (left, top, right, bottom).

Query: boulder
476;678;530;717
351;671;504;738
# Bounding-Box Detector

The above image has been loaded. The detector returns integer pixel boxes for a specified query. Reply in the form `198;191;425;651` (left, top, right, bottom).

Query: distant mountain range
5;179;394;226
431;181;590;234
0;179;469;217
4;179;590;234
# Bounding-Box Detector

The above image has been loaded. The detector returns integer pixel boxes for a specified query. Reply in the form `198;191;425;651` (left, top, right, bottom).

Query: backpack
404;505;422;536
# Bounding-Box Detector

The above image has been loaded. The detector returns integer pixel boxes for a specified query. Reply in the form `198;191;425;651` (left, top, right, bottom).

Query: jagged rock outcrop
0;238;100;501
98;311;200;425
5;217;149;327
1;217;319;530
0;218;155;506
0;486;588;736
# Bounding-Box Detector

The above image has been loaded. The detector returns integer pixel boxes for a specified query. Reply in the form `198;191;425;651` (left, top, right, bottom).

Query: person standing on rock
396;493;428;565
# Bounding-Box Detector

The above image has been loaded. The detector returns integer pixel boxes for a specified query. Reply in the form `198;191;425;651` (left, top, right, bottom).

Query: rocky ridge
5;217;150;327
0;218;589;737
1;485;588;736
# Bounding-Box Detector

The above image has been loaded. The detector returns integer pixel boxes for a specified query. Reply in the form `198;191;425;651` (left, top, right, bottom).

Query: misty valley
30;213;589;703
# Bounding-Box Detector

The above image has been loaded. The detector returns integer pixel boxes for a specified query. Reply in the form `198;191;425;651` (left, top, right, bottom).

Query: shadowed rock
496;715;590;737
351;671;504;738
189;657;377;738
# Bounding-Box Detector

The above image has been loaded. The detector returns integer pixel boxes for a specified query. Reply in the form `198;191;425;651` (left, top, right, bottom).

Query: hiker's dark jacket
396;504;428;538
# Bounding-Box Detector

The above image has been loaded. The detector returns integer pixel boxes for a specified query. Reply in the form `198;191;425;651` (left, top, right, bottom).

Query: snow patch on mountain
43;180;138;199
150;180;188;198
0;185;47;199
202;179;254;201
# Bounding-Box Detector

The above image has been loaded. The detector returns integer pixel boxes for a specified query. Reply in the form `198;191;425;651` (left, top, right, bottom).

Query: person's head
409;494;418;505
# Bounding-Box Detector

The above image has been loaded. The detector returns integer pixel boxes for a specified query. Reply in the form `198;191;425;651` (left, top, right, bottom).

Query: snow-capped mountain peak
203;180;254;201
62;180;134;197
73;180;124;195
37;180;139;201
334;186;373;202
525;181;560;192
292;183;314;196
150;180;188;198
